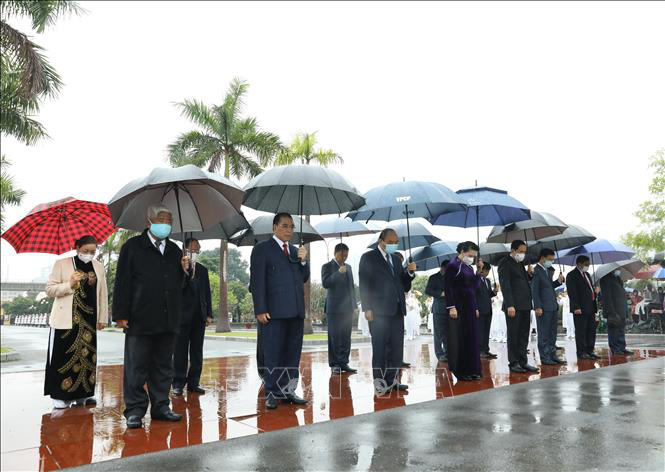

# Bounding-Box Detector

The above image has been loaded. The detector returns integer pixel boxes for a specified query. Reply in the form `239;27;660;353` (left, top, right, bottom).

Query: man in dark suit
566;256;599;359
359;228;416;394
599;271;633;356
498;240;539;374
476;261;498;359
113;205;190;429
426;260;450;362
531;248;566;365
250;213;310;410
566;255;600;359
322;243;358;374
172;238;213;396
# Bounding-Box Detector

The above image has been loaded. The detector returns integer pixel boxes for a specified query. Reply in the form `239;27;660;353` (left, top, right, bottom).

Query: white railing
7;313;50;327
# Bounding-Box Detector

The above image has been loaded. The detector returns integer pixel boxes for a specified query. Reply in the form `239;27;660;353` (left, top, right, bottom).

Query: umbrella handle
299;185;304;246
405;204;413;262
174;186;191;279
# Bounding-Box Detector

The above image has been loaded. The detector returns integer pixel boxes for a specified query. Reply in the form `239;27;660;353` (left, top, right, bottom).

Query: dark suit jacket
358;248;413;317
321;259;357;314
599;274;627;319
531;264;563;312
566;268;598;314
249;238;310;319
476;276;496;314
112;229;185;335
425;272;447;315
498;255;533;311
182;262;212;325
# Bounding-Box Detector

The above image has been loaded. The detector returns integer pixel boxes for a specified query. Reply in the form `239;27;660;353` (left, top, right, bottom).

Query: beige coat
46;257;109;329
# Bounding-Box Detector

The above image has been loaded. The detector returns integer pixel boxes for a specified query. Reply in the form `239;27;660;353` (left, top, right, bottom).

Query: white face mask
514;253;525;263
580;265;589;273
613;270;621;277
463;255;475;266
77;253;95;264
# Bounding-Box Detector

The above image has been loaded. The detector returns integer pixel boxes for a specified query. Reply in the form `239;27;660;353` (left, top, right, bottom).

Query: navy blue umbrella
367;220;440;251
555;239;636;283
347;181;466;260
411;241;458;271
429;186;531;248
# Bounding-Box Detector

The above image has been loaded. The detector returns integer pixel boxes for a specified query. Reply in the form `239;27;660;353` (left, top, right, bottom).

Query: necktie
583;272;595;300
386;254;394;275
154;240;162;253
283;243;289;258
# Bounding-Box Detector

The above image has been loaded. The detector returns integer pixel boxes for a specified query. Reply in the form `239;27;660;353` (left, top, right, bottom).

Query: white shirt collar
147;231;166;253
273;235;289;251
378;244;389;259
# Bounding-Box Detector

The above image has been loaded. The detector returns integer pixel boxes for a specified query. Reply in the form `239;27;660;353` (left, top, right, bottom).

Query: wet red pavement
2;339;663;471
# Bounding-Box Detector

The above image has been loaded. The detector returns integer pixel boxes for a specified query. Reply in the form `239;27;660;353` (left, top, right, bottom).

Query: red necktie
283;243;289;258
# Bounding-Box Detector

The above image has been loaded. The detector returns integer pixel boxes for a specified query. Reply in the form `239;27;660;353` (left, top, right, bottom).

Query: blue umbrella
367;220;440;251
411;241;459;271
555;239;636;283
347;181;467;260
314;217;378;240
430;186;531;247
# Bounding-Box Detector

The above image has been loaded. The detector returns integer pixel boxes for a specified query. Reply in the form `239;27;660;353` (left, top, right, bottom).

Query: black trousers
432;312;449;359
573;311;597;356
478;312;492;354
327;311;353;367
259;318;304;398
368;309;403;388
173;318;206;388
505;309;530;367
123;333;176;419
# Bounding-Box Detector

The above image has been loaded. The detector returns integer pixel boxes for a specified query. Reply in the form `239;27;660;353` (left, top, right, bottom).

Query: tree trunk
215;239;231;332
303;216;314;334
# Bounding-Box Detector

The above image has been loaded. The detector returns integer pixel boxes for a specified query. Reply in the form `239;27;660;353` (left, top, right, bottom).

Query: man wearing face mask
498;240;539;373
113;205;190;429
565;255;599;360
172;238;213;396
531;248;566;365
359;228;416;394
599;269;633;356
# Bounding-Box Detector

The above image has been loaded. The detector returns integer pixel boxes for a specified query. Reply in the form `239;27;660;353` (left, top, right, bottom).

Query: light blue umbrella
429;186;531;247
411;241;459;271
347;181;467;259
367;220;440;251
314;217;377;240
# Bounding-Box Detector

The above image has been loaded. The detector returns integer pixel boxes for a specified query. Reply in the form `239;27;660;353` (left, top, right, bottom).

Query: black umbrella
525;224;596;265
229;215;323;247
242;165;365;245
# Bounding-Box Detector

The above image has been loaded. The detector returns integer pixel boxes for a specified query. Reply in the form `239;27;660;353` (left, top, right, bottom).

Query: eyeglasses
278;224;296;230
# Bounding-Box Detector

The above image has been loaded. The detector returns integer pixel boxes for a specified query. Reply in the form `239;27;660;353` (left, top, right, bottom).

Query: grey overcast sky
1;1;664;282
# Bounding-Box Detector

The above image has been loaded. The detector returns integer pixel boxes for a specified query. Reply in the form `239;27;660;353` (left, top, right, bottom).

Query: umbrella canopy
1;197;116;255
556;239;636;266
525;224;596;264
636;265;665;280
314;217;378;239
652;251;665;265
108;165;248;238
230;215;323;247
486;211;567;244
171;220;251;242
411;241;459;271
478;242;512;266
367;220;440;251
593;259;646;283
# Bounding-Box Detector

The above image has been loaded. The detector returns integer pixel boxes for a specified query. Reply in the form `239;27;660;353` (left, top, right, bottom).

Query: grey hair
147;204;172;222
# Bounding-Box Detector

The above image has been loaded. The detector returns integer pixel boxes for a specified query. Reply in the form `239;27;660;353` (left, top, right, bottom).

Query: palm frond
227;149;263;178
0;1;85;33
167;131;220;168
174;99;219;135
233;117;282;166
222;77;249;124
0;154;26;231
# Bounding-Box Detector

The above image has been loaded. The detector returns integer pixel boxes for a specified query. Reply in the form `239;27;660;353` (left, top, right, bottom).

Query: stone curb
0;350;21;362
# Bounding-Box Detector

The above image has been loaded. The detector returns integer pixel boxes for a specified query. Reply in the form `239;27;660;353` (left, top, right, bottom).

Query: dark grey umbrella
594;259;645;284
171;219;251;241
242;165;365;244
411;241;458;271
108;165;247;239
230;215;323;247
525;224;596;265
479;242;512;266
653;251;665;265
367;220;440;251
486;211;567;244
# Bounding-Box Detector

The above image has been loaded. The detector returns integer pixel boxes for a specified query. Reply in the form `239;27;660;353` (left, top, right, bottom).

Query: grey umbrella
108;165;248;240
525;224;596;265
653;251;665;265
367;220;440;251
242;165;365;244
486;211;568;244
230;215;323;247
479;242;512;266
314;217;378;240
593;259;646;284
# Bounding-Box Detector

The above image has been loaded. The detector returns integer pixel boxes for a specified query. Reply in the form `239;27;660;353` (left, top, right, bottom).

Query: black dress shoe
471;374;481;380
331;366;342;374
510;365;527;373
556;346;564;351
579;353;593;360
340;364;357;373
401;362;411;368
391;383;409;391
621;349;634;355
554;357;567;365
485;352;498;359
265;396;279;410
283;394;308;405
438;356;448;363
589;353;600;359
126;415;143;429
457;375;474;381
541;360;558;365
152;410;182;422
172;387;184;396
522;364;540;373
187;385;205;394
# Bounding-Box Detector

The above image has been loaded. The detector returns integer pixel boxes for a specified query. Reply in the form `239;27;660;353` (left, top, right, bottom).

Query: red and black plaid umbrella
1;197;116;254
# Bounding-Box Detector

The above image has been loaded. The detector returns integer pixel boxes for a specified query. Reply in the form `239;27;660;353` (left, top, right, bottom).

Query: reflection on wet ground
1;338;663;470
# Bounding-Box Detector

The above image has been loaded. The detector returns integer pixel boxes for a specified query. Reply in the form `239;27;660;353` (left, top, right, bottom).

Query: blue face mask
613;270;621;277
150;223;172;239
543;260;554;269
385;243;399;254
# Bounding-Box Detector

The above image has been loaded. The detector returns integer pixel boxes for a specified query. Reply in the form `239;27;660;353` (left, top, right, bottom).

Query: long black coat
182;262;212;324
321;259;357;315
498;255;533;311
425;272;447;314
112;229;186;335
566;268;598;314
476;276;496;314
599;274;627;319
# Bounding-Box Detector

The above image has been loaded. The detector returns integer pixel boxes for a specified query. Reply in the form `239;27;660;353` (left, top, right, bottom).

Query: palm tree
276;132;343;333
0;155;26;231
168;77;282;332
